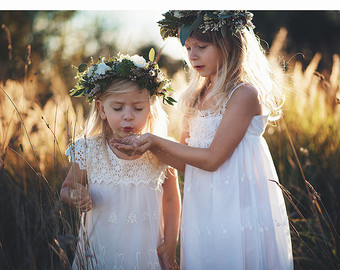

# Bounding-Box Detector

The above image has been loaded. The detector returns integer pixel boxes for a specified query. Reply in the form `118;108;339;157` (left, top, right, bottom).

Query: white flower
130;55;147;68
87;66;95;77
156;72;164;83
94;57;111;75
149;70;156;77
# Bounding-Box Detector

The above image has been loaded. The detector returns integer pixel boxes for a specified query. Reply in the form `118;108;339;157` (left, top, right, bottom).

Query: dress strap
222;82;248;109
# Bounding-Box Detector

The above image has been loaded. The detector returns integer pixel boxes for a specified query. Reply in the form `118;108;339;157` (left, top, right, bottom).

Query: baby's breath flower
95;58;111;75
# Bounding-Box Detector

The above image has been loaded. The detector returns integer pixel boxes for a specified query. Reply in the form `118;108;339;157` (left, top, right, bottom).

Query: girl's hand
68;183;92;212
157;243;179;270
110;133;153;156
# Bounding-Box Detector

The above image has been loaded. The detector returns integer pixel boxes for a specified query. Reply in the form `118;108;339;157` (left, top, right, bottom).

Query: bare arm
60;163;92;212
158;167;181;269
116;86;261;172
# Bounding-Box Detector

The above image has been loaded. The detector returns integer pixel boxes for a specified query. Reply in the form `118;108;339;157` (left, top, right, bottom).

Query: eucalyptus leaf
179;13;204;45
78;63;88;73
219;14;235;19
221;25;227;38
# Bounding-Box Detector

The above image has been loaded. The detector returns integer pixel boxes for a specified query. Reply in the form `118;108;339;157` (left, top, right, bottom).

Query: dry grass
0;28;339;269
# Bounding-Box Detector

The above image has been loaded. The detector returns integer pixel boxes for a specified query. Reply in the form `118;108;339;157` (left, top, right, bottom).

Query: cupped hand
110;133;153;157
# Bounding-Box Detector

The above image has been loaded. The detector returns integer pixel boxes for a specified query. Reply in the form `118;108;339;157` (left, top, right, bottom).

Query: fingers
113;141;151;156
109;134;141;146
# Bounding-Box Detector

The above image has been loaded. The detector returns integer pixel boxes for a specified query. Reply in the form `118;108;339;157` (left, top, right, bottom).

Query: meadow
0;27;339;269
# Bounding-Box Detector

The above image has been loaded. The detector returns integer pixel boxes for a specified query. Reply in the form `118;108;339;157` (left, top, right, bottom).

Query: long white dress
66;135;167;270
181;86;294;270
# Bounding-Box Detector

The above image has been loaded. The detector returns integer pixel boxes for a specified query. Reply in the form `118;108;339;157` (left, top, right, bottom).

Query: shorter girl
60;52;180;270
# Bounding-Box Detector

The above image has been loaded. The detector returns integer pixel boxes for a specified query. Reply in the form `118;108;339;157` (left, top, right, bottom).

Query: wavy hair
179;27;284;121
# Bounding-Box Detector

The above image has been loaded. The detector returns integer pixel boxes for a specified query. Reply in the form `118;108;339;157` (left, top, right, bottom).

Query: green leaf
78;63;88;73
221;25;227;38
149;48;155;62
70;88;85;97
179;13;204;45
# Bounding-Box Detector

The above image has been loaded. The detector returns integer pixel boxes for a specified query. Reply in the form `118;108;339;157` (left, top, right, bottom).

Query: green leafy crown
70;49;176;105
158;10;255;45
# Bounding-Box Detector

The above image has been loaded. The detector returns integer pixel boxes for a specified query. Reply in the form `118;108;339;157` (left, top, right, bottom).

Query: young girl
60;52;180;270
113;11;294;269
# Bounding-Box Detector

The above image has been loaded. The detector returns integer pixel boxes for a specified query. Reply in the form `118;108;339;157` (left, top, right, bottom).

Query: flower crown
70;49;176;105
158;10;255;45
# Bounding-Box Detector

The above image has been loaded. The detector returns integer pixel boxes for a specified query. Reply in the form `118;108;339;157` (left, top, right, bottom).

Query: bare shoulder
229;84;261;115
232;84;259;101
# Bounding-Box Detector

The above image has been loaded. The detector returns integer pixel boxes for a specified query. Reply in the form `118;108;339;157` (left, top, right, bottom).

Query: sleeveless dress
181;85;294;270
66;135;168;270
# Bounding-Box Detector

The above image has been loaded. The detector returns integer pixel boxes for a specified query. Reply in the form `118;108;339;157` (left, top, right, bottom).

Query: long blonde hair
82;78;168;139
179;27;284;121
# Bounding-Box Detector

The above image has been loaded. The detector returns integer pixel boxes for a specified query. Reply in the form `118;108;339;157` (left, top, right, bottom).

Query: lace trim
66;136;167;187
186;83;263;147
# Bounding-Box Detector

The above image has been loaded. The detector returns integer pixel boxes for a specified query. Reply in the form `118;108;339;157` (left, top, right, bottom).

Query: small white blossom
130;55;147;68
149;70;156;76
87;66;95;77
156;72;164;83
94;57;111;75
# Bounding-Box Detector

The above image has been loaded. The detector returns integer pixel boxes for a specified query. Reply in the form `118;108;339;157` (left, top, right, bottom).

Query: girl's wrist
147;133;158;150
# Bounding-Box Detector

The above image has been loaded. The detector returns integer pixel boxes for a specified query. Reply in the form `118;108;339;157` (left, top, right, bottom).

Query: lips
194;65;204;71
123;127;133;133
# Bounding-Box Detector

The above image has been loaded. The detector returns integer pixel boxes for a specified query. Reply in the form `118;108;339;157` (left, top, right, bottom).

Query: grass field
0;28;339;269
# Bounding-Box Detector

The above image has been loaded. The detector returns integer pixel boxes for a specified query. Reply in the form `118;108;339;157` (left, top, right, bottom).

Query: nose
123;108;133;121
188;48;198;61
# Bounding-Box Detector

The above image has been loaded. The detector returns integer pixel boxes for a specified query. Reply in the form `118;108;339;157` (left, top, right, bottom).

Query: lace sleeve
65;138;87;170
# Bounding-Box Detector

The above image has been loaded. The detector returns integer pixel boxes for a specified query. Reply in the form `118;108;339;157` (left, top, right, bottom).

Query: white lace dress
181;86;294;270
66;135;168;270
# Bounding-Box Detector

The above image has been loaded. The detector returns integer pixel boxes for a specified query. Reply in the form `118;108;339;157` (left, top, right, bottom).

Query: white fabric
66;135;168;269
181;86;294;270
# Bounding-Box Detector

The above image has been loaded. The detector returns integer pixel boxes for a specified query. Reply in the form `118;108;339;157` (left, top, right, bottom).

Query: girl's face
96;89;151;139
184;36;221;82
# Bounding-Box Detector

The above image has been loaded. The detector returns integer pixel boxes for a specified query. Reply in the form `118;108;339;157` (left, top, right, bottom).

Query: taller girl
115;10;294;269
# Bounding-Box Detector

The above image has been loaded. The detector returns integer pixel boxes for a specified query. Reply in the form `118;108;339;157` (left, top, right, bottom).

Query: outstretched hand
110;133;153;157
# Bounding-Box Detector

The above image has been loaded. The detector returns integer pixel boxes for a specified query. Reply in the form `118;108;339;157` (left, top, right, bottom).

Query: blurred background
0;10;339;269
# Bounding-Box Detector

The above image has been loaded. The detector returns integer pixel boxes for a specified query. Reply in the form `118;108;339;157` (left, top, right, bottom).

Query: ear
96;100;107;120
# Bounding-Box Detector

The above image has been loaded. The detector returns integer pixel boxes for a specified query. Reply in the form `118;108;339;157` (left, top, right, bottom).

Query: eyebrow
109;100;148;105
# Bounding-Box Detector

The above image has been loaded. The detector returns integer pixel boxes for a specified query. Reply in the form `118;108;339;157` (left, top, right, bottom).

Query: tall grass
0;28;339;269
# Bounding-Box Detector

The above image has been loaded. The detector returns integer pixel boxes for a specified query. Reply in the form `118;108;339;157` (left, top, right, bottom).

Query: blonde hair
81;78;168;139
179;27;284;121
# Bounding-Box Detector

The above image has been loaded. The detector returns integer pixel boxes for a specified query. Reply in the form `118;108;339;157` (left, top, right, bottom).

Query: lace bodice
66;135;167;188
185;84;269;148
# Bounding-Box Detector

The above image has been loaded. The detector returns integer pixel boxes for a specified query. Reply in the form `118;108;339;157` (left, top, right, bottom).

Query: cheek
136;111;150;129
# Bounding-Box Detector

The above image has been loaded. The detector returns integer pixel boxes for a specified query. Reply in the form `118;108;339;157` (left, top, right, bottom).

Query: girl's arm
116;85;261;172
150;128;189;172
60;163;92;212
158;167;181;270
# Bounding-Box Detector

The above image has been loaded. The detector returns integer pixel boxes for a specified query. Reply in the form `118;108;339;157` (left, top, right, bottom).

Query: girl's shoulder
224;83;262;115
228;83;258;100
227;83;259;105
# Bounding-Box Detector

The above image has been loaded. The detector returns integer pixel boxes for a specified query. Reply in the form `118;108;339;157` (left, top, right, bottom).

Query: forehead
106;89;150;104
184;36;209;46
